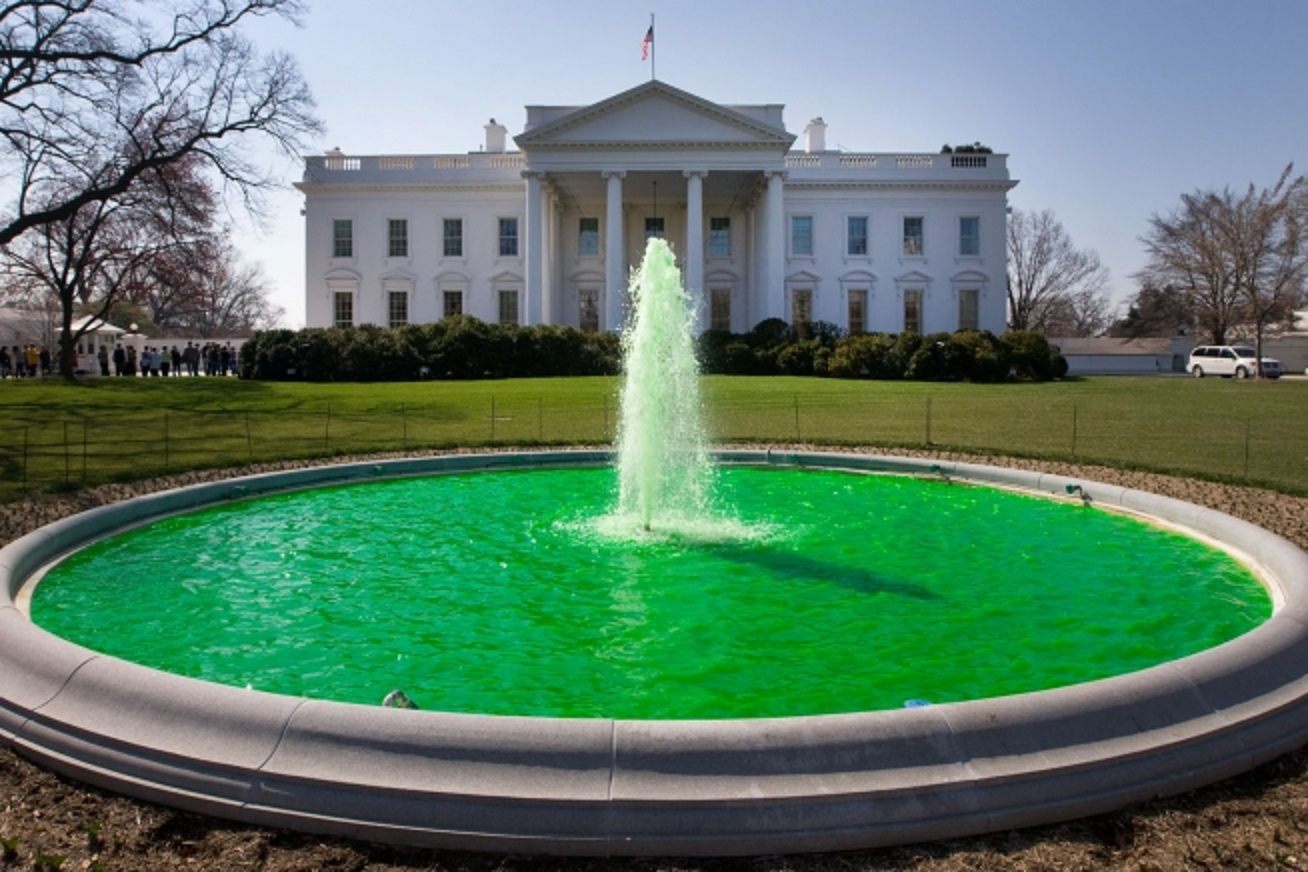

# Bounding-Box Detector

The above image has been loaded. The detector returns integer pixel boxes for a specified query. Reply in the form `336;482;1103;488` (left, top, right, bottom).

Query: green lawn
1;375;1305;502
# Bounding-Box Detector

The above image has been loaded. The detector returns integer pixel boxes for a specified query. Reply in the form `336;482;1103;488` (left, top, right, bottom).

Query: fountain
614;237;712;534
0;239;1306;854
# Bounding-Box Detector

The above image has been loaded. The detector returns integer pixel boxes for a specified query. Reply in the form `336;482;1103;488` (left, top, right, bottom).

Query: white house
298;80;1017;337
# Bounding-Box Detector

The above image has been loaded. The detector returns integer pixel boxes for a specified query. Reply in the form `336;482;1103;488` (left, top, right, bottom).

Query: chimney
804;117;827;153
484;118;508;154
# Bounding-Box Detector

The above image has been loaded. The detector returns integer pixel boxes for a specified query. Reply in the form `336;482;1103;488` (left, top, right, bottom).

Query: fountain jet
614;237;712;533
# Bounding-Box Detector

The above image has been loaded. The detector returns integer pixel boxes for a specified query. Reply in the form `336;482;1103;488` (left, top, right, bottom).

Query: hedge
240;317;1065;383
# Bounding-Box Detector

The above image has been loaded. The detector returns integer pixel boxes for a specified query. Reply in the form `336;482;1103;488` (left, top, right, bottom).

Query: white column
764;170;786;322
524;171;544;325
549;197;562;324
683;170;705;332
603;170;626;332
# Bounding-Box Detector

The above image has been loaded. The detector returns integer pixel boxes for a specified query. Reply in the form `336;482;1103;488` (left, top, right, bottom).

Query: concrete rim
1;450;1305;857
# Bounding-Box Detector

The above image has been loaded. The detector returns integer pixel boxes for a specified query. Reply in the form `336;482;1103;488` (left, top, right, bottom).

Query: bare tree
1;157;214;376
139;234;283;335
1225;166;1306;375
0;0;320;247
1007;209;1111;334
1141;188;1245;344
1141;165;1306;368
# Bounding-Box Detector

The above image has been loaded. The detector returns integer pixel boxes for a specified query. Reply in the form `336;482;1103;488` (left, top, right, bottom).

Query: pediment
323;267;361;282
516;81;793;149
895;270;933;285
786;269;822;285
951;269;989;284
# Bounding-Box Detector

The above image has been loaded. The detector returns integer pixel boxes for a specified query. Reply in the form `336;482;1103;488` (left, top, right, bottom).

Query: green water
32;467;1270;719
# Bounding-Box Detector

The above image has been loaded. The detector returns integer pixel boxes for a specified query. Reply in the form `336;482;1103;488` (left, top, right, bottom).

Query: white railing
785;155;821;168
304;152;527;182
839;155;878;168
895;155;934;169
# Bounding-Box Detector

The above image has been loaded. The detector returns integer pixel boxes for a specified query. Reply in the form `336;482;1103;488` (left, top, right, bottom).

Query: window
959;216;980;257
903;289;922;333
578;217;600;256
848;290;867;334
333;291;353;328
644;216;665;239
709;217;731;257
443;219;463;257
442;290;463;318
710;288;731;331
387;219;408;258
791;289;812;330
498;218;519;257
578;290;599;333
958;288;979;331
790;215;813;257
332;219;353;258
903;216;924;256
388;291;409;328
498;289;519;326
847;216;869;256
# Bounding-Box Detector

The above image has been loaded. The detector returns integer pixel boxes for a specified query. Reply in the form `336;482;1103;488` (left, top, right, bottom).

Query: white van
1187;345;1282;379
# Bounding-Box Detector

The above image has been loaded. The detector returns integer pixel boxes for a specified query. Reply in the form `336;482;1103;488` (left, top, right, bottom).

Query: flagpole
650;13;655;81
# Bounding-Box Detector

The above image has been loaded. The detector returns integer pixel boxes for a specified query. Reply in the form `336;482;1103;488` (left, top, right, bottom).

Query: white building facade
299;81;1017;337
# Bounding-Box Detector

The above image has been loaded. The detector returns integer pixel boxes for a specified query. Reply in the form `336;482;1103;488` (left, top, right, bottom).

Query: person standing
24;343;39;377
113;344;126;376
98;345;110;376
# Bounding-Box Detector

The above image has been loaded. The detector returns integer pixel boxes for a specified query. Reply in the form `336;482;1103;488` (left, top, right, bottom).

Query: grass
1;374;1306;502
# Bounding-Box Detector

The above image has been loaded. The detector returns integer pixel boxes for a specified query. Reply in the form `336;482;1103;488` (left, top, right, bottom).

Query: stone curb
0;451;1305;856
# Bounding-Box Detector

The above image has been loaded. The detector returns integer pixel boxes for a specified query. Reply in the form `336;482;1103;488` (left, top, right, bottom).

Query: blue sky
239;0;1308;327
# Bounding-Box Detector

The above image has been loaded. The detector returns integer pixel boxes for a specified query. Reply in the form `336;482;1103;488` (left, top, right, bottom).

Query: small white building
298;80;1016;337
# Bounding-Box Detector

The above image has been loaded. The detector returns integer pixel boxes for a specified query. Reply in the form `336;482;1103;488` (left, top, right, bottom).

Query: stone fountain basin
1;450;1305;856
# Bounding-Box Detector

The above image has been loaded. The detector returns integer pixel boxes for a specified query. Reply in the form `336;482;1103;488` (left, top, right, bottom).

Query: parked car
1187;345;1282;379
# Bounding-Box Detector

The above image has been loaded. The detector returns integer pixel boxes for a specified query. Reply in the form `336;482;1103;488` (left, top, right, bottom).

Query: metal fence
3;392;1304;501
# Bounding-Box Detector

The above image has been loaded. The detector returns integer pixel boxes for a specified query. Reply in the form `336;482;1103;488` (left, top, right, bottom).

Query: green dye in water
31;466;1270;719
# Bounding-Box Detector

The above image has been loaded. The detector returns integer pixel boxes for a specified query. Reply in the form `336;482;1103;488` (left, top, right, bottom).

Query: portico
513;80;794;331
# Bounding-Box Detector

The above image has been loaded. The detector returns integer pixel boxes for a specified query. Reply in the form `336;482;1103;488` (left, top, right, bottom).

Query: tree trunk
58;298;78;379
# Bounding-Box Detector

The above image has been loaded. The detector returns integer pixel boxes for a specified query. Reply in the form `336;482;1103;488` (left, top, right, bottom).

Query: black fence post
793;395;801;442
925;397;933;446
245;411;253;464
1244;419;1251;479
164;412;170;471
63;421;70;484
21;427;28;487
325;404;332;453
1072;403;1078;458
401;402;408;451
82;420;89;482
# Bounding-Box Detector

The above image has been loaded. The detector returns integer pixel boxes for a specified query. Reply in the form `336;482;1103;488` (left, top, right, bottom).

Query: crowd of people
0;343;48;377
0;341;239;378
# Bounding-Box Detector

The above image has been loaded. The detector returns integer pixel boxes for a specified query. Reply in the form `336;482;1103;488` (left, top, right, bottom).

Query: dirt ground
1;449;1306;871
